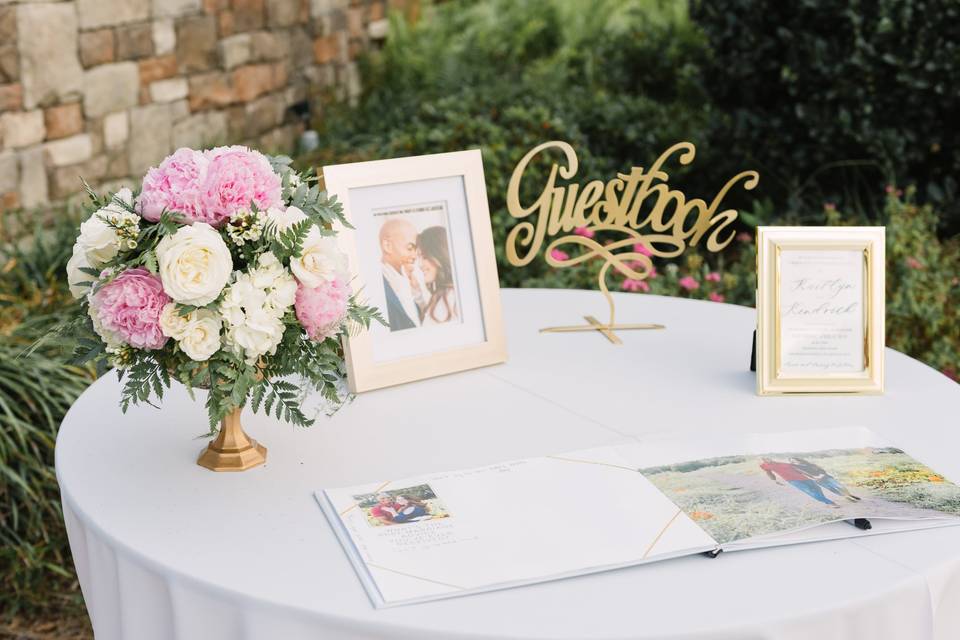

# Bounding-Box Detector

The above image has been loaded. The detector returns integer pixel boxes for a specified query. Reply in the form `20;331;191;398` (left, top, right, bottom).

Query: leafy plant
0;210;94;618
690;0;960;232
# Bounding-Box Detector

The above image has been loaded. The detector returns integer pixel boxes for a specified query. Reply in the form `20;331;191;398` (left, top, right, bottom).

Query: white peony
66;243;97;299
156;223;232;306
75;188;137;266
226;307;285;363
218;254;296;364
158;302;191;339
266;271;297;312
251;252;297;313
266;205;308;232
251;251;285;289
290;228;348;288
178;310;222;362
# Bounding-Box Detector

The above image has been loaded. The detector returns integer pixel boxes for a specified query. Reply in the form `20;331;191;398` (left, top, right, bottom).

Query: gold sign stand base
541;316;664;345
539;284;665;345
197;408;267;472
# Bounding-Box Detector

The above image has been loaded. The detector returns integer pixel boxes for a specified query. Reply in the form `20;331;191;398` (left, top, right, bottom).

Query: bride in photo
417;226;460;326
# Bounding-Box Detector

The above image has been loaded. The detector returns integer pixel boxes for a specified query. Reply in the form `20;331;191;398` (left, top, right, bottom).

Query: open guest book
316;427;960;607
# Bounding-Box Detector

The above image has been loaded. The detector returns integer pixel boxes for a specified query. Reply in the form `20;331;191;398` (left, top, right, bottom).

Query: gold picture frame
756;226;885;395
324;150;507;392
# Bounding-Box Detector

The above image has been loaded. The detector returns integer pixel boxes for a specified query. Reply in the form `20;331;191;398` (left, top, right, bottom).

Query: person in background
379;219;427;331
370;494;400;525
417;226;459;326
759;457;839;507
790;457;861;502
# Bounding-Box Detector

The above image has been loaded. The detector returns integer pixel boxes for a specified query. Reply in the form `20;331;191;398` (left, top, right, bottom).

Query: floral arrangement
62;146;380;429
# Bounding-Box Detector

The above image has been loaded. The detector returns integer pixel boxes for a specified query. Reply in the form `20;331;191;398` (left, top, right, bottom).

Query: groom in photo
379;218;426;331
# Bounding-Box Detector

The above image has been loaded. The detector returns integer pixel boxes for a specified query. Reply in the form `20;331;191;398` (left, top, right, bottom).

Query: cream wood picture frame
757;226;885;395
324;150;507;392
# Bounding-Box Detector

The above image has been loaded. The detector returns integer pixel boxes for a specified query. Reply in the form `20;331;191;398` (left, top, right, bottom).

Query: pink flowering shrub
137;146;282;227
549;248;569;262
90;268;170;350
573;226;595;238
678;276;700;291
633;242;653;257
622;279;649;292
295;277;350;342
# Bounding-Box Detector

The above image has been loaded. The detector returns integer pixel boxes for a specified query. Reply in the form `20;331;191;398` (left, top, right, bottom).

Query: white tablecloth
56;289;960;640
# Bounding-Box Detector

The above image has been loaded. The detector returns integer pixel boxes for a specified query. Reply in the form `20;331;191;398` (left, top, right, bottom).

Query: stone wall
0;0;401;212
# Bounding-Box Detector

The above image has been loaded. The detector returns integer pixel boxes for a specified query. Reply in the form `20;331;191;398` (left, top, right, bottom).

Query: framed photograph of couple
756;226;885;395
324;150;506;392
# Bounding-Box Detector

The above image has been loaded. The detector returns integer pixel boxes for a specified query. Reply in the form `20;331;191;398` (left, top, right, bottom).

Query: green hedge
304;0;719;288
690;0;960;232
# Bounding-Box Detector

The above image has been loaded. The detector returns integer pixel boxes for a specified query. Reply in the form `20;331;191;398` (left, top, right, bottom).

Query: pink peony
549;248;569;262
678;276;700;291
295;277;350;342
633;242;653;257
622;279;649;293
573;226;595;238
137;146;283;228
198;146;282;227
906;256;924;270
138;148;210;223
705;271;721;282
708;292;725;303
91;268;170;349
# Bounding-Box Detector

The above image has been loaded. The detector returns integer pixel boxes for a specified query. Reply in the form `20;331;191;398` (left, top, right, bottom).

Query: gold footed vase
197;408;267;472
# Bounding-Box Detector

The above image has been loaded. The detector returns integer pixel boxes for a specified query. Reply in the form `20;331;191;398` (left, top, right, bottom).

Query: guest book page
318;447;717;607
625;427;960;551
777;249;866;375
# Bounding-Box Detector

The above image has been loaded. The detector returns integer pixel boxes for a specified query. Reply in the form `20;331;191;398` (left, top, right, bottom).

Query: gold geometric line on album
367;564;466;590
545;455;639;473
340;480;392;517
642;508;682;559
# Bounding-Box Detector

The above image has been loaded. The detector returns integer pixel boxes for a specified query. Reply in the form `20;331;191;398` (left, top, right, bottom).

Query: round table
57;289;960;640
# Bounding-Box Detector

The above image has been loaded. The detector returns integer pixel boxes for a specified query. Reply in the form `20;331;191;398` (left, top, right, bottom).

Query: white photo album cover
317;427;960;607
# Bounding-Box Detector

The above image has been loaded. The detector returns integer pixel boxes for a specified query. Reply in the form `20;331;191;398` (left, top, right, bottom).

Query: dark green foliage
0;211;93;617
300;0;716;288
690;0;960;231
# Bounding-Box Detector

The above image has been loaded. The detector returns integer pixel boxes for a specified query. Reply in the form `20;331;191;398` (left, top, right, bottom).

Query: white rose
66;243;97;299
75;188;137;266
158;302;191;339
266;205;308;232
156;223;232;306
179;310;222;362
229;308;285;363
76;213;118;267
290;228;348;288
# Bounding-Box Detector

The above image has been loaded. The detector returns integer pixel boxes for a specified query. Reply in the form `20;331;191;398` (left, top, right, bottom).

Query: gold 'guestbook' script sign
505;141;760;343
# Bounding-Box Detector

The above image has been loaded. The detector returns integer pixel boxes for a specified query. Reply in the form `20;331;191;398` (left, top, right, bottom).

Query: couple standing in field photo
760;456;861;508
378;215;460;332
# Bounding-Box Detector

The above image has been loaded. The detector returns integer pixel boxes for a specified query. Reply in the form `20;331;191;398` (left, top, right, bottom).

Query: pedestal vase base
196;409;267;472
